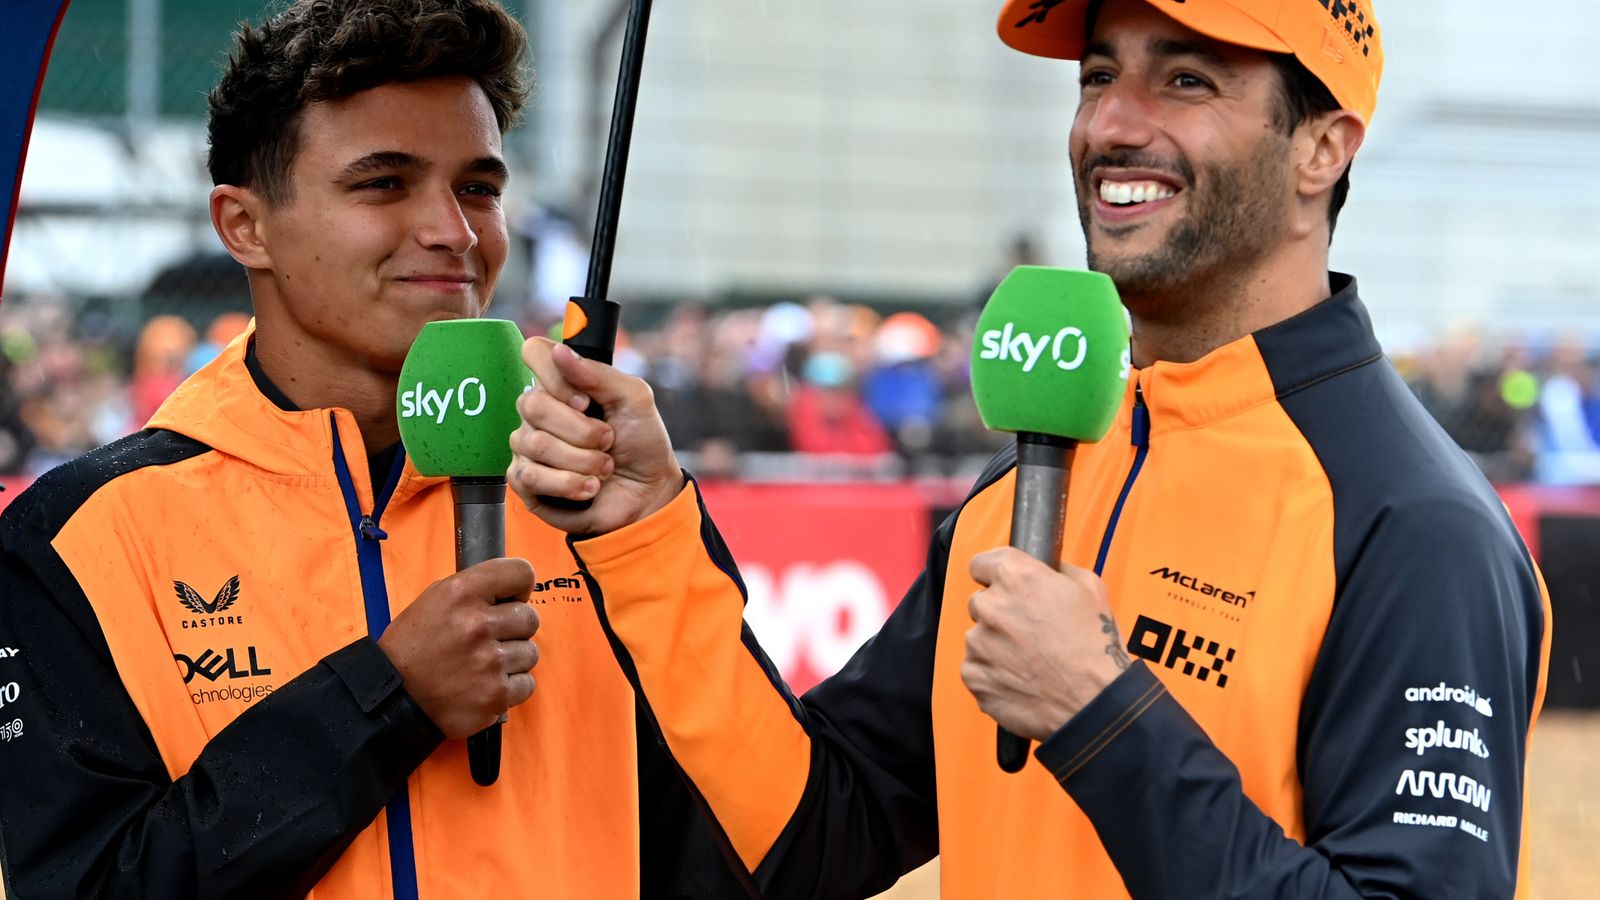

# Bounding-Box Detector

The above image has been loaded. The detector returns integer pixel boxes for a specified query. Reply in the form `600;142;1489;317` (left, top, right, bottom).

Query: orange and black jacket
573;275;1552;898
0;330;743;899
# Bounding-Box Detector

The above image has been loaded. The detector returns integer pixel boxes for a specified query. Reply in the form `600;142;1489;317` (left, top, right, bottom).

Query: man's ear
1296;109;1366;202
210;185;273;270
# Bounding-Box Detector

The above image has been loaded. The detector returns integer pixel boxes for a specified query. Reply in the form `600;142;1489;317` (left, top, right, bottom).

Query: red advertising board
696;480;931;694
0;478;25;514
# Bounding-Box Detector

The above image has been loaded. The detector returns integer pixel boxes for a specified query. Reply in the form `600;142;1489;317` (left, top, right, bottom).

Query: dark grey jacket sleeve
1036;495;1546;898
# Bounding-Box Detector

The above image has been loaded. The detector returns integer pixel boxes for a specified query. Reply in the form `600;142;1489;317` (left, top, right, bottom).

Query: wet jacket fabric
572;275;1552;899
0;330;742;899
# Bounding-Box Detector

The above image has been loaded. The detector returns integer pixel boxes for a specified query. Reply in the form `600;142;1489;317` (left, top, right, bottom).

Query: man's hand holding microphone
509;267;1136;773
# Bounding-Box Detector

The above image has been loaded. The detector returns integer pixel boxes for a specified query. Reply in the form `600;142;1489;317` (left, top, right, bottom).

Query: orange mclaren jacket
0;331;744;899
572;276;1552;898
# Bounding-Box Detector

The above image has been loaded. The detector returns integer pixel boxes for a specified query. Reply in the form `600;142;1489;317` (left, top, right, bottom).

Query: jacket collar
146;323;443;503
1124;273;1381;436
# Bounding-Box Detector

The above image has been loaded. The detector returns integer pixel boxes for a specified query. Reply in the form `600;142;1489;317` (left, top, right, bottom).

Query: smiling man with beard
506;1;1552;898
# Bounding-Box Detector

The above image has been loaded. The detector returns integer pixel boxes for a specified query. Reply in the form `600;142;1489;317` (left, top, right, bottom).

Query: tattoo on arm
1102;614;1132;671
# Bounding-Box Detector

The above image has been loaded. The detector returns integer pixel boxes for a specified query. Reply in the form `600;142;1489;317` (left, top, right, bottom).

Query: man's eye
461;183;503;198
1080;70;1114;88
359;177;401;190
1173;73;1211;90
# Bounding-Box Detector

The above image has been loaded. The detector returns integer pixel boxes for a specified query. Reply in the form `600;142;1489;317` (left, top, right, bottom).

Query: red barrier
697;481;930;694
2;473;1596;694
1496;484;1600;561
0;478;25;514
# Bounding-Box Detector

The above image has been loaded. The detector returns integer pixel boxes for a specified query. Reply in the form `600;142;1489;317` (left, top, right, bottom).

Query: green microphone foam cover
397;318;535;477
971;266;1130;441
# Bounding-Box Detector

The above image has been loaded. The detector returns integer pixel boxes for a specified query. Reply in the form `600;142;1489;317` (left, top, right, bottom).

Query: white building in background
530;0;1600;337
8;0;1599;340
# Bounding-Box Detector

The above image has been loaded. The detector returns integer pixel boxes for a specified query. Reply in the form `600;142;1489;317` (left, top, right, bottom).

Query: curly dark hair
207;0;530;206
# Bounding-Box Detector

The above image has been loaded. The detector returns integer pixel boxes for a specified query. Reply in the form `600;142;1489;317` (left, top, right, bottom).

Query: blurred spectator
184;311;253;376
864;312;944;456
0;347;35;475
129;315;197;426
655;307;787;477
1536;337;1600;484
3;288;1599;487
514;202;589;323
787;351;891;456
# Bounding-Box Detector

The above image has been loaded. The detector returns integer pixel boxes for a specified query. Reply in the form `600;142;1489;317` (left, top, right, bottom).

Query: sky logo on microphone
399;376;493;424
979;323;1092;373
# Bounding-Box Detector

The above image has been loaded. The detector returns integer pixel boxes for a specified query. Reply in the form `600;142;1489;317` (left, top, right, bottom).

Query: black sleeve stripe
1;429;211;549
0;429;212;670
567;534;763;899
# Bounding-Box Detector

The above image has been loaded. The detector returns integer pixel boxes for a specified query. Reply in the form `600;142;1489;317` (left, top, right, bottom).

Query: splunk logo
978;323;1092;374
1405;720;1490;759
399;377;492;425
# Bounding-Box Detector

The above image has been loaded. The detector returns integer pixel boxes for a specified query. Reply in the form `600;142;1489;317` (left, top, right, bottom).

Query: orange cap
996;0;1382;124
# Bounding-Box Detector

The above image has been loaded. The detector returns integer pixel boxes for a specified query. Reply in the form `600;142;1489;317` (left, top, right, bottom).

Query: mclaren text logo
533;571;587;605
175;576;244;629
1149;566;1254;610
1395;769;1492;813
1406;682;1494;718
1405;720;1490;759
979;323;1089;373
1127;615;1235;688
399;377;489;424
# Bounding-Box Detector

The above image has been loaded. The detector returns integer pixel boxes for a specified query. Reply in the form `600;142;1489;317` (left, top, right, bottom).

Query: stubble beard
1077;143;1291;320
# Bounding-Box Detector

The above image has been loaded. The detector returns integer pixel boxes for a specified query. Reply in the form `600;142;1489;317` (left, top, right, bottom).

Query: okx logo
175;576;245;630
978;323;1090;373
399;376;491;425
1127;614;1236;688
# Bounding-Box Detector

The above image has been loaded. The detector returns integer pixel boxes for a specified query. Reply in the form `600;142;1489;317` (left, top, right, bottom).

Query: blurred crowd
4;291;1600;486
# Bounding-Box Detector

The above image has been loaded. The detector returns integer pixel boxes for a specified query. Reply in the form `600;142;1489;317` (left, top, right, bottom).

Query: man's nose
415;186;478;256
1078;81;1158;154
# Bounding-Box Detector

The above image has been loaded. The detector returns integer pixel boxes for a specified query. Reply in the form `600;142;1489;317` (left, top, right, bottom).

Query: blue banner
1;0;72;293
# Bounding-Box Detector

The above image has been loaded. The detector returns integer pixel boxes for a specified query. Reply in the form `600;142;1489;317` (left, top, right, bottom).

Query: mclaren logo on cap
1014;0;1069;29
1320;0;1377;58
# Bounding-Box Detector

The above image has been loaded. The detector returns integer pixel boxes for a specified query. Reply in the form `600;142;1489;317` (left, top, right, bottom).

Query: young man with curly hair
0;2;741;897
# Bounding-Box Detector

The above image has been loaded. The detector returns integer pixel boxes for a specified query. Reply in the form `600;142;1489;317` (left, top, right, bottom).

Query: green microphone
970;266;1130;773
397;318;535;787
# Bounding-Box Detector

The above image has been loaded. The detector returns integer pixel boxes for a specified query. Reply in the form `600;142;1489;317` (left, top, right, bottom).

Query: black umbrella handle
540;0;652;512
581;0;653;312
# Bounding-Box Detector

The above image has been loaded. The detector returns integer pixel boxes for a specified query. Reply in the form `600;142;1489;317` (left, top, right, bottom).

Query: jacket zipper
1092;385;1150;577
329;415;419;900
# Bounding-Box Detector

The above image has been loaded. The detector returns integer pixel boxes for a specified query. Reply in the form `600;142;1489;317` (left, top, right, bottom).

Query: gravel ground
876;709;1600;898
